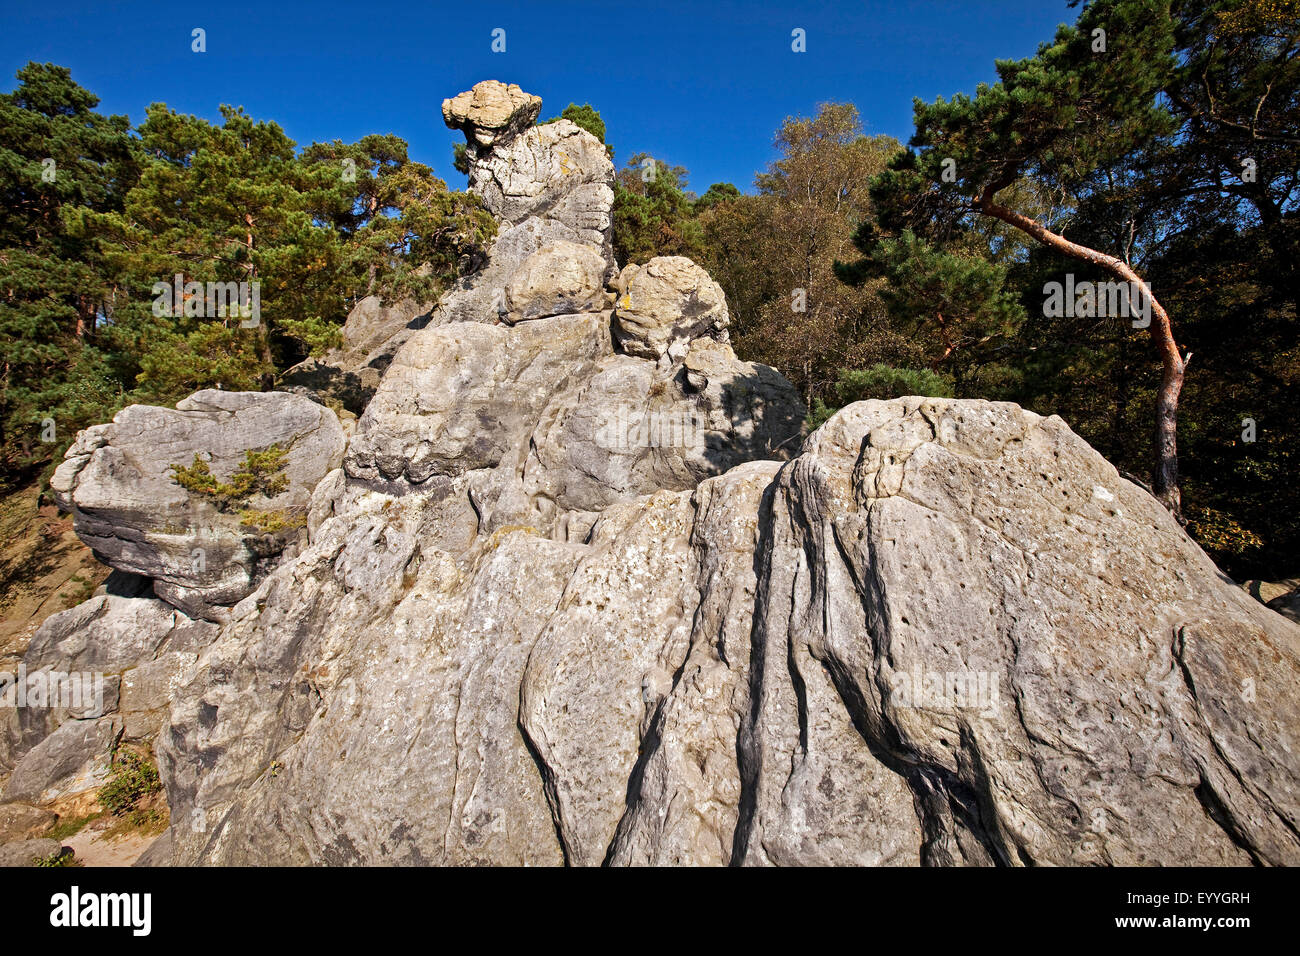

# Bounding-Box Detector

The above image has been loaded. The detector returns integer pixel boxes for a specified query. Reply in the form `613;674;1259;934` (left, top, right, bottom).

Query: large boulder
504;241;609;323
737;398;1300;866
0;838;65;867
1;716;121;804
441;80;542;148
345;313;613;484
0;582;218;771
612;258;730;361
518;340;805;515
0;804;55;842
156;398;1300;866
51;390;346;620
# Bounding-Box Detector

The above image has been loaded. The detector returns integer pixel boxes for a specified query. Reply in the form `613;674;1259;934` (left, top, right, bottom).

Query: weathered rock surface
613;257;730;361
0;803;55;842
154;396;1300;867
2;716;120;804
0;837;64;866
280;295;435;415
345;312;613;484
51;390;346;621
0;579;220;776
504;241;608;322
736;399;1300;866
19;82;1298;868
442;80;542;148
467;120;614;235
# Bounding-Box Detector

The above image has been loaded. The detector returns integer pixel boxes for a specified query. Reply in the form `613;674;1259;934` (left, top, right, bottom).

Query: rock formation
2;81;1296;867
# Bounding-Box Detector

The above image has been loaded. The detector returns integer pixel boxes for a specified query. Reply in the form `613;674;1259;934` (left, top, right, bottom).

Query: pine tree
869;0;1190;515
0;62;139;475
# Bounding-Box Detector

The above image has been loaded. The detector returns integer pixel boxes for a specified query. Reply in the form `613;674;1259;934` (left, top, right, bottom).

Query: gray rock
0;837;64;867
52;390;346;620
519;340;805;514
132;828;173;867
0;803;56;842
736;398;1300;866
121;653;200;740
345;313;612;484
26;592;187;673
2;716;121;804
504;241;608;322
612;257;730;361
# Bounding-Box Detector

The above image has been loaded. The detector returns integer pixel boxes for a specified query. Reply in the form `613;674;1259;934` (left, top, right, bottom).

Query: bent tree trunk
977;194;1187;520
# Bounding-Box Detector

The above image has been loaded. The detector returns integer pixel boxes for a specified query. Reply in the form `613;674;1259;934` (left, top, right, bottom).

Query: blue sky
0;0;1076;193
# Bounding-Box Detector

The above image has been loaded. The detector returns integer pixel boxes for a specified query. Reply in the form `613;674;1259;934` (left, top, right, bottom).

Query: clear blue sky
0;0;1076;194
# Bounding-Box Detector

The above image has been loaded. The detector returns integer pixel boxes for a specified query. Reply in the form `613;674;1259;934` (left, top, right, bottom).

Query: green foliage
169;444;291;511
612;154;707;264
541;102;608;146
34;849;80;867
0;63;139;476
278;316;344;357
0;62;494;488
45;811;103;841
99;749;162;818
239;507;307;534
808;365;954;429
837;228;1024;387
694;182;741;213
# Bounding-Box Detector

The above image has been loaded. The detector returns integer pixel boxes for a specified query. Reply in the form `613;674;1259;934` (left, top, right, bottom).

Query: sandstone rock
2;716;121;804
133;828;173;867
467;120;615;234
35;80;1300;869
0;837;64;866
0;589;192;768
157;396;1300;866
612;257;729;360
280;296;435;415
518;342;804;514
52;390;346;620
504;241;608;322
345;313;612;484
121;653;200;740
0;803;56;842
736;398;1300;866
442;80;542;148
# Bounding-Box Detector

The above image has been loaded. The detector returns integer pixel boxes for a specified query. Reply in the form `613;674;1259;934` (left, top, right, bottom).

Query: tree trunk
978;193;1187;520
246;214;274;391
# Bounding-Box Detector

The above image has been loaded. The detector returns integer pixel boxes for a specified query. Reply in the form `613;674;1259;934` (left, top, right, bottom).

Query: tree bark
977;192;1187;520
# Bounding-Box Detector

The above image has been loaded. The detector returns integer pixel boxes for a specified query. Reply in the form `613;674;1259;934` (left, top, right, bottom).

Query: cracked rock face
504;241;609;322
12;82;1298;867
50;390;346;621
613;257;730;361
